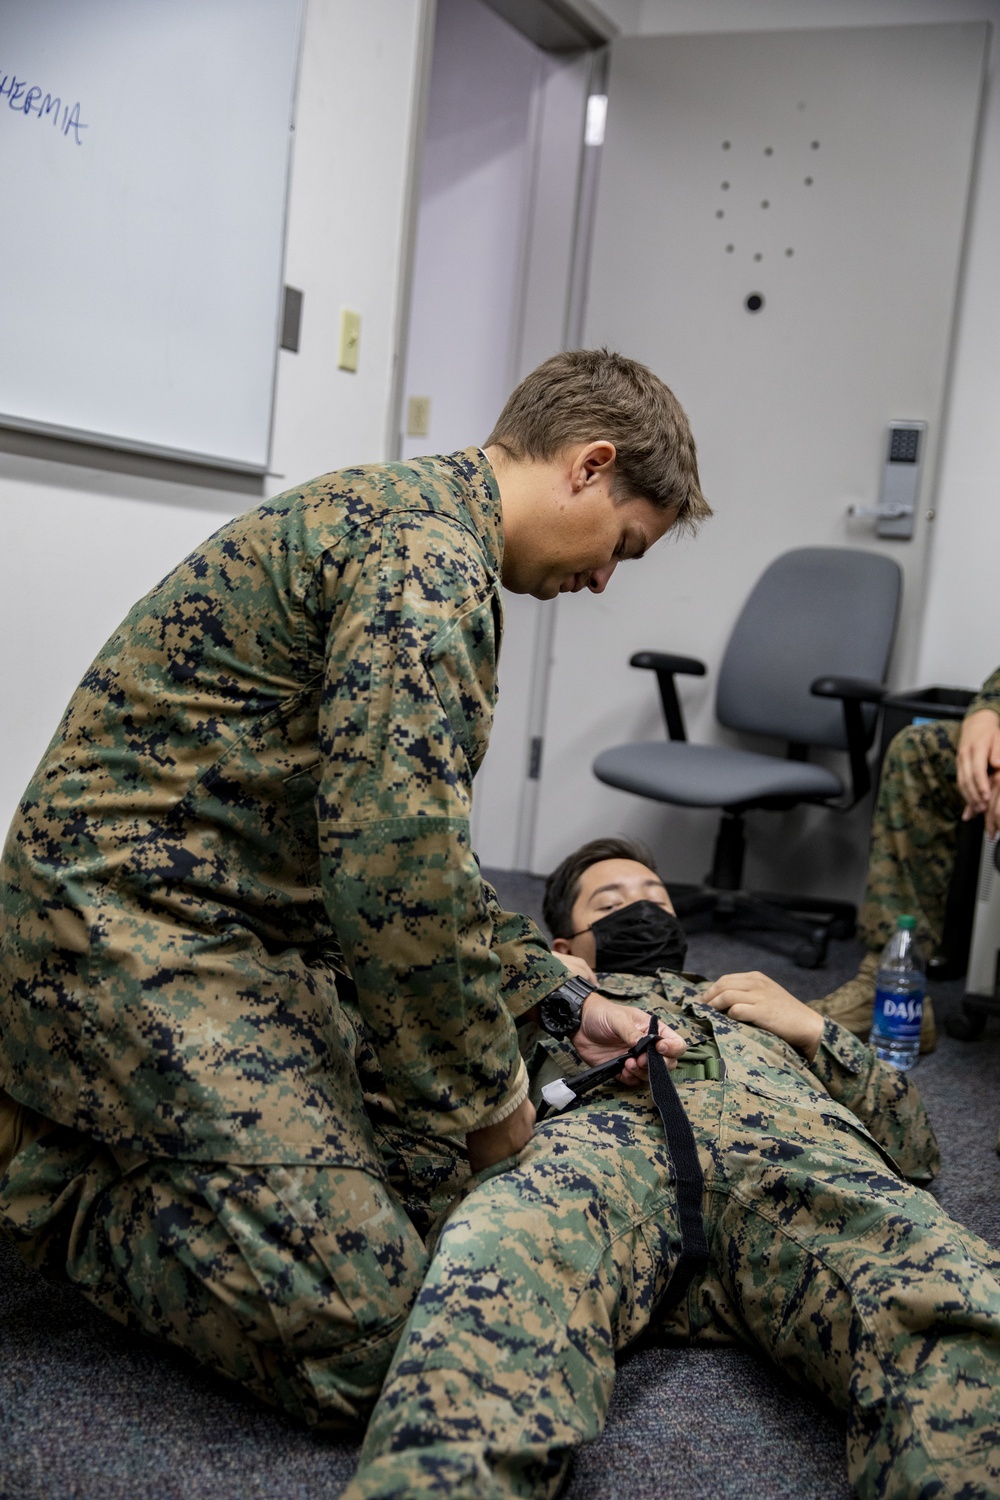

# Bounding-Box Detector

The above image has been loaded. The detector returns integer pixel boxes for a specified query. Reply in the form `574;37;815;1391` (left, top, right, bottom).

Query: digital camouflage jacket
522;968;941;1185
0;449;568;1162
968;666;1000;719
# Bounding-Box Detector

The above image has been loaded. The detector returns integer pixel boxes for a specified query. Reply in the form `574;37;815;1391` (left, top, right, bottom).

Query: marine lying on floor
343;838;1000;1500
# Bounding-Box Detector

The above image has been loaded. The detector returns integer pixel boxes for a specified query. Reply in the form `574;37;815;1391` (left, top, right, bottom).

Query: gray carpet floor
1;869;998;1500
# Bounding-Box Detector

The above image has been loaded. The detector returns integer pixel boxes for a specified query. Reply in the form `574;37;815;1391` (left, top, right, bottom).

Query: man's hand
701;971;825;1061
572;993;686;1081
957;709;1000;831
554;951;598;986
466;1096;535;1174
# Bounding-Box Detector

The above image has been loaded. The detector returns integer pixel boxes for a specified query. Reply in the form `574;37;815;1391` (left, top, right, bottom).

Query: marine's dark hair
485;348;710;531
542;836;660;939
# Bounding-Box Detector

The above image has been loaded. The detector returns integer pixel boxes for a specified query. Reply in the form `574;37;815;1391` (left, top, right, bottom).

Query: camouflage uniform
859;668;1000;955
0;449;568;1428
345;972;1000;1500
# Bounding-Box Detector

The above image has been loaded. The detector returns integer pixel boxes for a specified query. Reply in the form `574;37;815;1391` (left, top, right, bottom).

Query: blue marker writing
0;68;88;143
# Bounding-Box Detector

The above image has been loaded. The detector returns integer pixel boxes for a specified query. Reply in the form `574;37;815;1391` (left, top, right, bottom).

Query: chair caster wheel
944;1009;987;1042
792;942;823;969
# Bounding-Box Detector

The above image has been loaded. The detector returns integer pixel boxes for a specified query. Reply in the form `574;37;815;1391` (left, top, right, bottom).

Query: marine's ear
571;440;617;491
551;936;572;954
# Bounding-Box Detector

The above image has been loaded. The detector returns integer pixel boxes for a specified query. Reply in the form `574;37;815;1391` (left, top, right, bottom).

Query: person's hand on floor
701;971;825;1060
572;993;686;1081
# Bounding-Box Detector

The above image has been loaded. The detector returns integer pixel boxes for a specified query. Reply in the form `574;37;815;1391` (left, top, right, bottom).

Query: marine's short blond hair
486;348;710;532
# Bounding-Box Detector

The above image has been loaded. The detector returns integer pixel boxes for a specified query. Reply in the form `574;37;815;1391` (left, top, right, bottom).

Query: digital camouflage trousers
3;1066;1000;1499
0;1087;461;1432
345;1077;1000;1500
859;719;965;955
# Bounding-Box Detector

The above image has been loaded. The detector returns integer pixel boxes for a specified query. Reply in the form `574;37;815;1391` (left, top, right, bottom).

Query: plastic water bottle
870;915;925;1071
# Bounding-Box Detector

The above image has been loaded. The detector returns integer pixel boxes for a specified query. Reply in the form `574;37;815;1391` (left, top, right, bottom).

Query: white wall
400;0;546;873
272;0;431;485
588;0;640;31
399;0;593;868
633;0;1000;697
504;0;1000;888
915;21;1000;691
530;18;986;901
400;0;544;462
0;0;431;836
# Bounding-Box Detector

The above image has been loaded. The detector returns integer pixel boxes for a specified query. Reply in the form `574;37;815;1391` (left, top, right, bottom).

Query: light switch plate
407;395;431;437
338;308;361;372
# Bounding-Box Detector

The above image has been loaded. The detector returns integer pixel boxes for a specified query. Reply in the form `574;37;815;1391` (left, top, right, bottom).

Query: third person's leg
811;718;964;1049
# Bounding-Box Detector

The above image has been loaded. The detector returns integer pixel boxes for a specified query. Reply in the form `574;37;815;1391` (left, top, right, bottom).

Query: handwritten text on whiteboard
0;69;88;144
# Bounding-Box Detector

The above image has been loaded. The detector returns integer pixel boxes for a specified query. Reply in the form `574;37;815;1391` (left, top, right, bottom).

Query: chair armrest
630;652;706;742
631;651;707;678
810;676;888;802
811;676;887;705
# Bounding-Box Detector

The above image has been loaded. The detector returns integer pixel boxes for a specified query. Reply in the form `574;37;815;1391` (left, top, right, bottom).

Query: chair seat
593;741;844;808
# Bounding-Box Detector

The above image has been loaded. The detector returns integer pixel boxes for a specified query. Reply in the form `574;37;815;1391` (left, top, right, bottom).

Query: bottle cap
897;915;916;930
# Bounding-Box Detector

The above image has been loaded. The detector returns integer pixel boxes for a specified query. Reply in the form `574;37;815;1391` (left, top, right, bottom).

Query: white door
530;22;987;899
399;0;593;868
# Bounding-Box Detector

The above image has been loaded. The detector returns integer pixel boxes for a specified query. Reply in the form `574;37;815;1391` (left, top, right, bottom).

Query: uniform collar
432;448;504;582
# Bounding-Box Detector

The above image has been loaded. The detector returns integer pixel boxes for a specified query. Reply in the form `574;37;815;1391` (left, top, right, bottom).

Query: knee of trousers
881;719;961;794
358;1112;687;1481
85;1159;431;1432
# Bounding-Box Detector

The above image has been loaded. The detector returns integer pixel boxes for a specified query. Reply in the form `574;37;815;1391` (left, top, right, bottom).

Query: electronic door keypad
848;421;927;540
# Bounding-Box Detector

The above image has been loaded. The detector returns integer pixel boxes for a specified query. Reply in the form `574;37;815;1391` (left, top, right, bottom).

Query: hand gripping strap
645;1014;710;1310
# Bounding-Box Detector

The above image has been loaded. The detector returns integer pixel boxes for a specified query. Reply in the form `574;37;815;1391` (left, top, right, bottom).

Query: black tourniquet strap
645;1014;710;1310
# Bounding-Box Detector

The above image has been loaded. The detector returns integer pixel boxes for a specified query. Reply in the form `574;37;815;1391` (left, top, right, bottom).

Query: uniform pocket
425;590;500;775
717;1076;900;1180
189;1162;426;1350
283;759;322;884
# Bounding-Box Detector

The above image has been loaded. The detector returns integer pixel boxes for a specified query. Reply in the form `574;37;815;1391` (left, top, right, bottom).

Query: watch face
541;985;585;1038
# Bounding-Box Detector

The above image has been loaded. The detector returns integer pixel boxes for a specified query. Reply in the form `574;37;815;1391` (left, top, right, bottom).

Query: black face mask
586;900;688;977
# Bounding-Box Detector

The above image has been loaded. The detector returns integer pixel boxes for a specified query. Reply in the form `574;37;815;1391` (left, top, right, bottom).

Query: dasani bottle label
873;988;922;1040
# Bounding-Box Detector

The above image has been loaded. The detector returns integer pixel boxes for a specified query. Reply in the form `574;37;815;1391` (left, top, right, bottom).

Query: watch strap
539;975;596;1038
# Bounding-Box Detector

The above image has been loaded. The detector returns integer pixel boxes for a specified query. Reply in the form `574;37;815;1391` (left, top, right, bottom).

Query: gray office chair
593;547;902;966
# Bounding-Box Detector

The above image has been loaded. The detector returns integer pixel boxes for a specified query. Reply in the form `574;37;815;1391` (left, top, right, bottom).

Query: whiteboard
0;0;303;473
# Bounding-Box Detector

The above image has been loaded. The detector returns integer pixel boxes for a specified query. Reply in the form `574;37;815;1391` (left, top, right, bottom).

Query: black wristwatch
539;975;596;1039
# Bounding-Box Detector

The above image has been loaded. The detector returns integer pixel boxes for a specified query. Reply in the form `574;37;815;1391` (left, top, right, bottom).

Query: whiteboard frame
0;409;279;478
0;0;305;478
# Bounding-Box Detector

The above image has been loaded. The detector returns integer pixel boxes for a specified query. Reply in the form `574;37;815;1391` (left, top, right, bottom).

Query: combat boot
808;951;937;1053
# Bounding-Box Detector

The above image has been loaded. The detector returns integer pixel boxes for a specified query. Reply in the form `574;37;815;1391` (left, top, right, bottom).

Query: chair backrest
716;547;901;751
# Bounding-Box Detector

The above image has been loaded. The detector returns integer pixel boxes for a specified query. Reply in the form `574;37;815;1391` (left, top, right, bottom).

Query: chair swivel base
670;884;856;969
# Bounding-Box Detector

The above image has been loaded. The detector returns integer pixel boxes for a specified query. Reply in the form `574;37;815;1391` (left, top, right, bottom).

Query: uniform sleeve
966;667;1000;719
314;511;526;1139
479;876;570;1020
808;1019;941;1182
